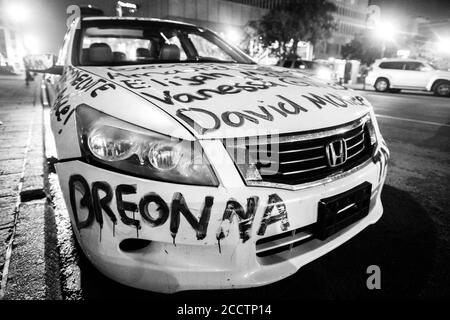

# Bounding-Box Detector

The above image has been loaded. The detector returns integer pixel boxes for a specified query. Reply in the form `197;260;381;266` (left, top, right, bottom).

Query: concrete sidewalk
0;74;61;299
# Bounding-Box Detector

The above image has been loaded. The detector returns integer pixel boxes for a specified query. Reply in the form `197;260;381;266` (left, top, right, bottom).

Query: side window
379;62;404;70
166;35;187;60
405;62;423;71
57;30;71;66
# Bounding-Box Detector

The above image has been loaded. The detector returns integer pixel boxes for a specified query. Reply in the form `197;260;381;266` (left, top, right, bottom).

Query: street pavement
0;74;60;299
52;87;450;300
0;75;449;300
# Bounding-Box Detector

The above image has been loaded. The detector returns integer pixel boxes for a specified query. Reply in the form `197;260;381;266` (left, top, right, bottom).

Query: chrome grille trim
281;165;328;176
347;145;365;159
234;114;371;147
280;155;325;165
278;145;323;154
345;129;364;142
347;137;365;150
247;158;373;191
273;113;370;144
242;113;375;190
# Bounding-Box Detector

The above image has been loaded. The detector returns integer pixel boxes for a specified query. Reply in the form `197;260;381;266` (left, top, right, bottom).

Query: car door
401;62;433;89
378;61;405;87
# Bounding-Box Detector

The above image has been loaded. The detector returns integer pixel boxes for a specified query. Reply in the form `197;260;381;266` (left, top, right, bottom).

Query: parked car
283;59;336;82
30;10;389;293
366;58;450;96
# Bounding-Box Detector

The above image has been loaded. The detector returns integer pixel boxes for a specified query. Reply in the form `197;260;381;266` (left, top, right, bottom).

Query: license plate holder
316;182;372;240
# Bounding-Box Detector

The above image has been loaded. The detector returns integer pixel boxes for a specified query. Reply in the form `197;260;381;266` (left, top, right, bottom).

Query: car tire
433;81;450;97
375;78;390;92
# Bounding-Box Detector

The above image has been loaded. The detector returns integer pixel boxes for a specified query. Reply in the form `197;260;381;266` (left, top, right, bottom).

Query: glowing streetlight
225;29;241;45
5;3;29;23
437;38;450;54
372;20;398;58
374;20;397;41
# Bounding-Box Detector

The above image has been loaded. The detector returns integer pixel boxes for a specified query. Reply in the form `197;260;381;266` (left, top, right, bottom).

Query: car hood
79;63;372;139
434;70;450;77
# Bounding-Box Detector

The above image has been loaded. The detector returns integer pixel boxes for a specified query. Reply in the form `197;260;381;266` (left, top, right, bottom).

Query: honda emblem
325;138;348;167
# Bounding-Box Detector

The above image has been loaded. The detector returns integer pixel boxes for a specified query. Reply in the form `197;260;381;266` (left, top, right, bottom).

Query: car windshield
77;19;254;66
427;63;438;70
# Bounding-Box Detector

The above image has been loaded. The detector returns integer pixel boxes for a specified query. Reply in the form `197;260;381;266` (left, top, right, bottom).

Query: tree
341;39;364;61
253;0;337;62
341;36;397;65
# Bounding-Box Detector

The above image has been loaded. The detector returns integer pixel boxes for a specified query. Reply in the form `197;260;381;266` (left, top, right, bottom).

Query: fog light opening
119;238;152;252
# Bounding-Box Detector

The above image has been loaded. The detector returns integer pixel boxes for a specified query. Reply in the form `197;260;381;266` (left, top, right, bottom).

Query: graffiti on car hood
78;63;372;139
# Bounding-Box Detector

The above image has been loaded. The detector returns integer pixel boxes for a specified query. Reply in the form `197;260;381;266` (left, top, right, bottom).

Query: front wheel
375;78;390;92
434;81;450;97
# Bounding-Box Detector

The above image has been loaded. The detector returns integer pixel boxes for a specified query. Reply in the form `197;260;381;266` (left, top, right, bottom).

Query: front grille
249;116;373;185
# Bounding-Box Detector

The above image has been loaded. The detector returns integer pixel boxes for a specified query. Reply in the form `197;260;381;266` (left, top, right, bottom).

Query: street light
5;3;29;23
225;29;241;45
437;38;450;54
374;21;397;41
373;20;398;58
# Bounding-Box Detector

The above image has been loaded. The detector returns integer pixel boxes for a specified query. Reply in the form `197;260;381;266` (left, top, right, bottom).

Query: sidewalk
0;74;61;299
342;82;372;91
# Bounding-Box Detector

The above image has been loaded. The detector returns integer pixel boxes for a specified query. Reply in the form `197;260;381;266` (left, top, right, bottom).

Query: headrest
113;51;126;62
88;43;113;63
136;48;151;59
159;44;180;61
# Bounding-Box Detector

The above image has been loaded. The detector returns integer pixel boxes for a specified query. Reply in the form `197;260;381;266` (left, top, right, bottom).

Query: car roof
82;16;197;27
376;58;428;63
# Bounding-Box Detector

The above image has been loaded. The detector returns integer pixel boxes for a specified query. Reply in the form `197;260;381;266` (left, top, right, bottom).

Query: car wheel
434;81;450;97
375;78;390;92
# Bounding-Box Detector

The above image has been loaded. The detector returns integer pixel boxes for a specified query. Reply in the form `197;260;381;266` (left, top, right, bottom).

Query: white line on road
376;114;450;128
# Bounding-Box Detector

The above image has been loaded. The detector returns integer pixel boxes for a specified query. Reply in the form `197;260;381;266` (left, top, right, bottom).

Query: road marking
376;114;450;128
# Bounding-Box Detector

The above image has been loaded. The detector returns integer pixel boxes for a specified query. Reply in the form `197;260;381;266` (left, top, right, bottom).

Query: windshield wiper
191;57;238;63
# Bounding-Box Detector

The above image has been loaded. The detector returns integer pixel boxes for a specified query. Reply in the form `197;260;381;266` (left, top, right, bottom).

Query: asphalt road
49;90;450;300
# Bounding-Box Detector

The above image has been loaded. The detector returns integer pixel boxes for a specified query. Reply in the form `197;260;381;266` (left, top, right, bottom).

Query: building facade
0;0;25;72
138;0;268;45
139;0;370;59
315;0;370;59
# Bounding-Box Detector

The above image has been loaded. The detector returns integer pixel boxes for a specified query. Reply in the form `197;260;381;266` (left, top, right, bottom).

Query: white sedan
33;12;389;293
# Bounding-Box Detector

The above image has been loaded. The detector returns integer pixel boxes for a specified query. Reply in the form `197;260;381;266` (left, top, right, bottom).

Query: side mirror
24;54;63;75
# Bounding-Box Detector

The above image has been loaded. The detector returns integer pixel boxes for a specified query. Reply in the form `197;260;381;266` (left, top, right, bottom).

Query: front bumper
55;143;389;293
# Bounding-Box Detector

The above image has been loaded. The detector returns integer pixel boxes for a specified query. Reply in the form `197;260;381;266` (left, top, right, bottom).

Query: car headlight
76;105;218;186
316;68;332;81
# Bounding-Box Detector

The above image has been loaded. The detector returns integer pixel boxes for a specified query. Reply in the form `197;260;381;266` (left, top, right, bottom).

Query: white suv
366;59;450;96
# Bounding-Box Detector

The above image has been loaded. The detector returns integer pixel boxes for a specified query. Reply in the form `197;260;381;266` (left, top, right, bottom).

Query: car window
293;61;303;68
404;62;424;71
282;60;293;68
188;33;233;62
77;20;253;66
57;30;71;66
379;61;405;70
